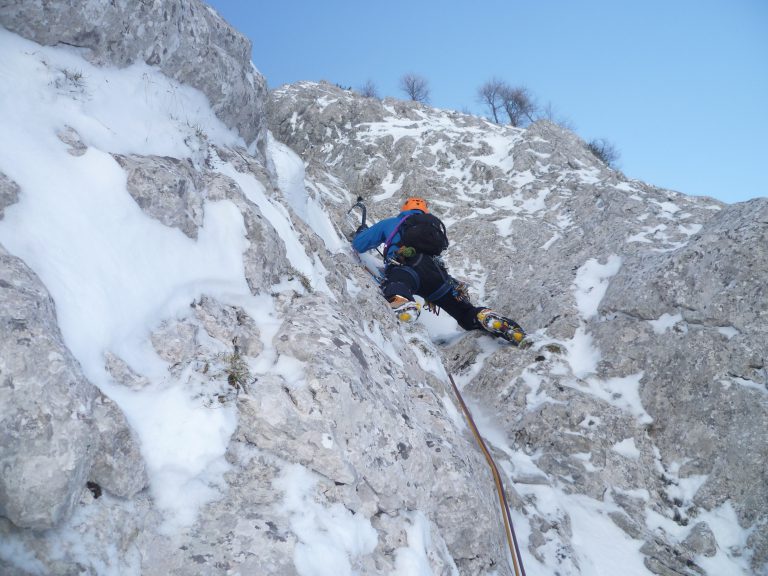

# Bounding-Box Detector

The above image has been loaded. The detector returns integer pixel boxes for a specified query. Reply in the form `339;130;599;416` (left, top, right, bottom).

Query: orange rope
448;372;526;576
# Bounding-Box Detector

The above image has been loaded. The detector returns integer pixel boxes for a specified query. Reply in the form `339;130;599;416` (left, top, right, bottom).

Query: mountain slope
269;81;768;575
1;3;766;576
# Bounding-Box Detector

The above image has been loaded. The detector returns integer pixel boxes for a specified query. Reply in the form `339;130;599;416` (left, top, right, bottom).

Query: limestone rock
0;171;20;219
0;0;268;149
0;246;96;529
191;295;262;357
56;125;88;157
89;393;148;498
2;24;766;572
104;351;152;391
683;522;718;558
0;246;146;529
114;154;205;239
270;80;768;574
205;149;294;292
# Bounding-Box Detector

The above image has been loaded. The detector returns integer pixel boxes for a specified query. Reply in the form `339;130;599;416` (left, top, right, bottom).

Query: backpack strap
383;214;412;259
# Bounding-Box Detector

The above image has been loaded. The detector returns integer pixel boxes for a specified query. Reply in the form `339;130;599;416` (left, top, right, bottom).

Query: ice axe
347;195;368;232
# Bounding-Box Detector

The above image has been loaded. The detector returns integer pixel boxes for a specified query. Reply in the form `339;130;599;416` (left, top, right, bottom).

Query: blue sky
207;0;767;203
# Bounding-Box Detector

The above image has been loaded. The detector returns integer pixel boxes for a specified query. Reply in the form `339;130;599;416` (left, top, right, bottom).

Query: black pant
381;255;484;331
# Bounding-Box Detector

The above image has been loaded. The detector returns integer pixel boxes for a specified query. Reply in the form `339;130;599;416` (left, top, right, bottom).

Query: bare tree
399;73;430;103
358;79;379;99
500;86;537;127
478;78;539;126
477;78;506;124
587;138;621;167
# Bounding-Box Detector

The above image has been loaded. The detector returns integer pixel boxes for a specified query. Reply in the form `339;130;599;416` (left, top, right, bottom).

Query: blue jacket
352;209;423;259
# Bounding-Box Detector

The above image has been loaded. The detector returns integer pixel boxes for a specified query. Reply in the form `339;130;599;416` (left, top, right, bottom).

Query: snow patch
563;327;602;379
573;256;622;320
393;511;459;576
216;158;333;297
278;464;378;576
612;438;641;459
717;326;739;339
648;313;683;334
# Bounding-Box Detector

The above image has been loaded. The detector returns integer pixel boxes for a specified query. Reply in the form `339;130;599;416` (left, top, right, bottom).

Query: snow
651;199;681;214
520;188;550;212
560;257;652;421
216;158;334;297
0;29;309;535
0;29;756;576
373;172;405;201
541;232;562;250
573;255;622;320
563;327;602;379
566;495;648;575
644;501;755;574
717;326;739;339
493;215;519;237
679;222;703;236
268;132;310;221
393;511;459;576
268;133;346;254
649;313;684;334
695;503;757;575
278;464;378;576
612;438;641;459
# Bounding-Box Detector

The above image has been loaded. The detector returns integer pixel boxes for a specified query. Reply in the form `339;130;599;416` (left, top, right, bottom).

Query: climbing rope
447;372;527;576
347;196;526;573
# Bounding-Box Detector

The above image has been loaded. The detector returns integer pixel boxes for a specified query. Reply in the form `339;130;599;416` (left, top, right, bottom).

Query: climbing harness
448;372;527;576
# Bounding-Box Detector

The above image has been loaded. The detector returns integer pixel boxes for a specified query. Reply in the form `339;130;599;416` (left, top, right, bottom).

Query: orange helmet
401;197;428;213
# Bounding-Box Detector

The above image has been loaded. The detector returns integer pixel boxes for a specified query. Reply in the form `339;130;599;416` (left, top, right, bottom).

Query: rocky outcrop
0;171;19;218
2;4;765;571
0;0;268;150
114;154;206;240
599;198;768;568
270;81;767;574
0;246;146;530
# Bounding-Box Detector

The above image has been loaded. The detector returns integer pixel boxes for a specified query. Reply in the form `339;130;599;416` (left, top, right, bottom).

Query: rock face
0;171;19;218
269;81;768;574
1;4;767;576
0;0;268;150
0;245;147;529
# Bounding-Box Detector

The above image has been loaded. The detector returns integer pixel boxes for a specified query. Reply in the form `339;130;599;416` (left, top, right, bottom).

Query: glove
356;224;368;234
397;246;416;258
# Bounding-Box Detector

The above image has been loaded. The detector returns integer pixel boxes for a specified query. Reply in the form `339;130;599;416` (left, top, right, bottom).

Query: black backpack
398;212;449;256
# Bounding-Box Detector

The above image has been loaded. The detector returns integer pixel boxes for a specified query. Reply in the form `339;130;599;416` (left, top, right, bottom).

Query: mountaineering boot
477;309;526;345
388;295;421;323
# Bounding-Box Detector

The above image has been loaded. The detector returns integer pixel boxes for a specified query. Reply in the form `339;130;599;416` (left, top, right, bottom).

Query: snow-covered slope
269;82;768;576
0;22;508;576
1;3;767;576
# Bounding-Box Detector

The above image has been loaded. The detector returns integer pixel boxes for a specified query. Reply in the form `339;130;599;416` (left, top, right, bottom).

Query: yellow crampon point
398;308;417;323
477;309;526;345
389;296;421;323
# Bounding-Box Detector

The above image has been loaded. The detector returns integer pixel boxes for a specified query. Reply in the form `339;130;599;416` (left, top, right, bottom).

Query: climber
352;197;526;345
